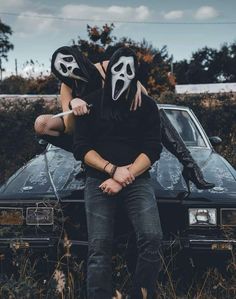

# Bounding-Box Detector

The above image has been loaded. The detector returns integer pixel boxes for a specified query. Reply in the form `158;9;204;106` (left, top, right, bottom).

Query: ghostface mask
54;52;88;82
111;56;135;101
51;46;92;89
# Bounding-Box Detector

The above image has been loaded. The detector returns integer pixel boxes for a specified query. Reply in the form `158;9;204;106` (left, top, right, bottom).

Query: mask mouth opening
114;79;124;100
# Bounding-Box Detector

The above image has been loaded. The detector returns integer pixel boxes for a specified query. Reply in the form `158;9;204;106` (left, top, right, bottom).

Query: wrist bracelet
103;161;110;172
110;165;117;178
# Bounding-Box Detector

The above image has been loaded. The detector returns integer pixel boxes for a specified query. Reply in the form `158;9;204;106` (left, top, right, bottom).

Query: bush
0;97;60;184
0;75;59;94
0;92;235;185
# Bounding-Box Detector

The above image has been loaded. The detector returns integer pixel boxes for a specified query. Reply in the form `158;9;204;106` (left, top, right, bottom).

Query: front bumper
162;234;236;251
0;237;56;250
182;237;236;251
0;237;88;251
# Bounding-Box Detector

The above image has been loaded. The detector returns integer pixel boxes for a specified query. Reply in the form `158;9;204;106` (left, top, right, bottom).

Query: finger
104;187;111;193
138;92;142;107
78;108;84;116
127;174;135;182
82;105;88;115
130;100;134;111
133;93;138;111
73;109;78;116
130;174;135;181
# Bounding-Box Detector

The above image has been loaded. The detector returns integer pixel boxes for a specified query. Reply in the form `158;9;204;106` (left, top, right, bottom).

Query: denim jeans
84;176;163;299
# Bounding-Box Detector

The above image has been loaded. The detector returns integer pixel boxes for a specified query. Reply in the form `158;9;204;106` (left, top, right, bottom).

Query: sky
0;0;235;78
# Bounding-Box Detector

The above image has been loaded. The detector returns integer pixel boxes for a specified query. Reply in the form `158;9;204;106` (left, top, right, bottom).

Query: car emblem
22;186;33;191
212;186;224;192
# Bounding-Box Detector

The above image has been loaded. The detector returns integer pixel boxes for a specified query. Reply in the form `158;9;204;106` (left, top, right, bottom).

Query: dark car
0;104;236;260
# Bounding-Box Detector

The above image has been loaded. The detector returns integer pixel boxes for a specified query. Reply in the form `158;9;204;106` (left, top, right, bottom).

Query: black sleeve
73;113;94;162
141;99;163;165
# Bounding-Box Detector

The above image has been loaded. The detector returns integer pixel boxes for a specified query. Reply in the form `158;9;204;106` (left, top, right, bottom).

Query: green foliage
174;42;236;84
72;24;173;97
0;97;60;184
0;19;14;61
0;75;59;94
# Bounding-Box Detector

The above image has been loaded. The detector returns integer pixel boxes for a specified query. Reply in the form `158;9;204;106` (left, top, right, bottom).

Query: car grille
221;209;236;226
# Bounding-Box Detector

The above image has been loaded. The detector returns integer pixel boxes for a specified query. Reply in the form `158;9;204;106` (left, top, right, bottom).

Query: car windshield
164;109;207;147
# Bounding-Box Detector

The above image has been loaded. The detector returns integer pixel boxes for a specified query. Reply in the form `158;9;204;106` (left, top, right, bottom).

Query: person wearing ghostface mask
34;45;214;191
73;47;163;299
34;46;145;152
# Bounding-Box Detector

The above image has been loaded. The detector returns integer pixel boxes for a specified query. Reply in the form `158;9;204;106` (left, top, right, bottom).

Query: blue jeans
84;176;163;299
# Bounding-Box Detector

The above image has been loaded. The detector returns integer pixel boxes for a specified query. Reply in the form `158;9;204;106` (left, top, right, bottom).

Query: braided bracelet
110;165;117;178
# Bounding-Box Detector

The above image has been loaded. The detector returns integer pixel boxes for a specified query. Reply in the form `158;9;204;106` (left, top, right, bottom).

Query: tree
0;19;14;80
72;24;173;97
174;42;236;84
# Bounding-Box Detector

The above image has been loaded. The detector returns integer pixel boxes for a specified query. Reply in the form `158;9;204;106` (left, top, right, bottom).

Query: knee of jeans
137;233;162;261
88;238;113;261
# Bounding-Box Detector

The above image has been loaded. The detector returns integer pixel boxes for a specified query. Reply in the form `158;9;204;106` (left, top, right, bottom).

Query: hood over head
101;47;138;120
51;46;102;97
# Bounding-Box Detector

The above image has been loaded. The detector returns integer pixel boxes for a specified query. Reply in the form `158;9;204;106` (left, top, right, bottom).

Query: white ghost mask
111;56;135;101
54;52;88;82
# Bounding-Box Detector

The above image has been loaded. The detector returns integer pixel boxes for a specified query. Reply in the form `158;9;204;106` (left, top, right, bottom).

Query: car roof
157;103;190;110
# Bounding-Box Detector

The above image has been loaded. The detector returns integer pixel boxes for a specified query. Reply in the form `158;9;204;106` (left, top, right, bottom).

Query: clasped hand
99;165;135;196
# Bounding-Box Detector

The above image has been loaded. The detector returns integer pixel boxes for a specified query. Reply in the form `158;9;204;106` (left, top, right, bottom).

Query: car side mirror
209;136;222;146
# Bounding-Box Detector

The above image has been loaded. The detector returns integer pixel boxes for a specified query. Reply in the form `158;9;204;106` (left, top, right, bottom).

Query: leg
123;178;163;299
34;114;65;136
160;109;214;191
85;177;116;299
35;114;73;152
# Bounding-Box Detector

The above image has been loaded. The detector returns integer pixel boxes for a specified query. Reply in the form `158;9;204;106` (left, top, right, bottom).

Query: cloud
194;6;219;20
163;10;184;20
0;0;28;10
60;4;150;22
15;11;55;36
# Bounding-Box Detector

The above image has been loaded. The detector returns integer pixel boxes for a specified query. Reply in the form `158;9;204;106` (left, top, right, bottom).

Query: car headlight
26;207;54;225
221;209;236;226
189;208;217;226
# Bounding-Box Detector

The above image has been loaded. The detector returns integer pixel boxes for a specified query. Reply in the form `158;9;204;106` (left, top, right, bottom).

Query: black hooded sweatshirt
73;91;162;180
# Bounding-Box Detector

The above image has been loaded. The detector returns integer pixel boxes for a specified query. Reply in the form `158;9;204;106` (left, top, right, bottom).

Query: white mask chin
54;52;88;82
111;56;135;101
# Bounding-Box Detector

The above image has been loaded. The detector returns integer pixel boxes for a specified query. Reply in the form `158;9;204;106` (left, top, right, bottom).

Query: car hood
151;147;236;201
0;147;235;201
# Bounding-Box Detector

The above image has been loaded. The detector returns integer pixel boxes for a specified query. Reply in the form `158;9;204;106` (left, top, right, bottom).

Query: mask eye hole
60;63;67;73
63;56;73;62
126;64;133;76
114;63;123;72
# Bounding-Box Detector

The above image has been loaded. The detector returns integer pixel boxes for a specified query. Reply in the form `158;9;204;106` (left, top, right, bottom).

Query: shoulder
140;94;159;112
83;89;103;106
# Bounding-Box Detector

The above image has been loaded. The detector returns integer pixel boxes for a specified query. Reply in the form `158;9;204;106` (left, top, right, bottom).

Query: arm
129;100;162;177
61;82;89;117
73;113;134;183
129;153;151;177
